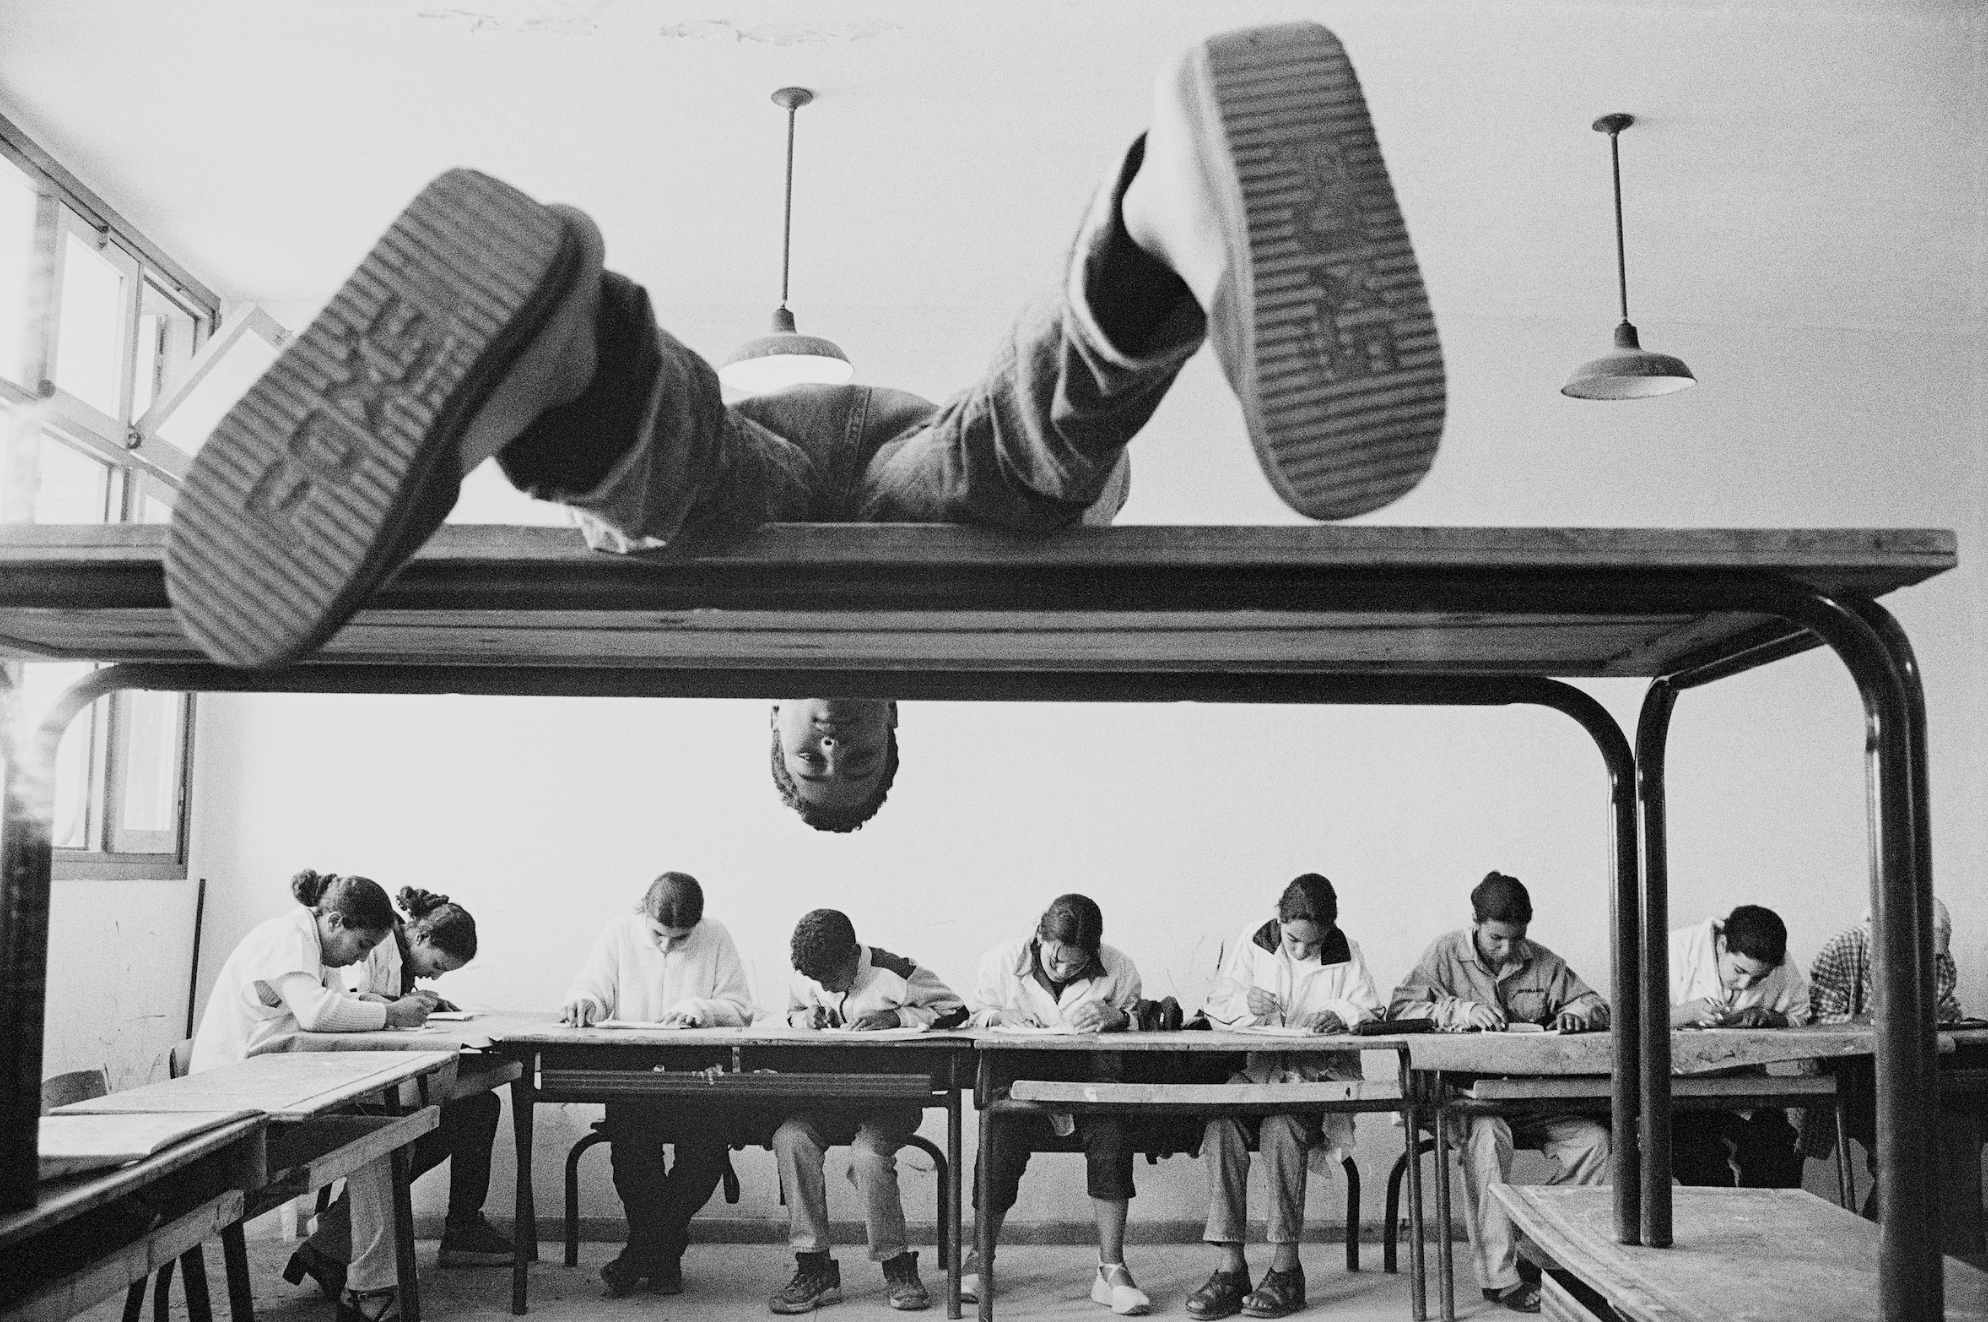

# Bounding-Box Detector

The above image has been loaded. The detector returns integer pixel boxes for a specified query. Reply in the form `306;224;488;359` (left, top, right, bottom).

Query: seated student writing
305;888;508;1277
163;23;1447;839
1390;872;1609;1316
965;895;1150;1316
771;909;964;1314
1667;904;1810;1190
192;870;433;1322
1802;898;1960;1214
1189;874;1380;1321
561;872;754;1297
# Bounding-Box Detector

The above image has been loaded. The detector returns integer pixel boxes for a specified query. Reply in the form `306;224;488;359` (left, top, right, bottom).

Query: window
0;120;218;880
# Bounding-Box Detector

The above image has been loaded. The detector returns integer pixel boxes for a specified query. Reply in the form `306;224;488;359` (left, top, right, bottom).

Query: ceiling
0;0;1980;333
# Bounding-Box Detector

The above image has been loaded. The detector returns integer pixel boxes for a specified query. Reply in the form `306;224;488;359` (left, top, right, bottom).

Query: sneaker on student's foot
882;1251;930;1311
770;1253;842;1314
1122;22;1443;521
956;1251;987;1304
165;169;604;670
1091;1263;1152;1316
437;1213;514;1267
599;1252;651;1299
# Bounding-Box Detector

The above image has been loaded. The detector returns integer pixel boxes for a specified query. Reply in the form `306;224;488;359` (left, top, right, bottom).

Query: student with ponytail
191;870;432;1322
329;888;511;1268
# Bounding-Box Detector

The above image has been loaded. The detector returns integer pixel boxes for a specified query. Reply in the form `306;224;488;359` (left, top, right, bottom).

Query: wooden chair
40;1067;110;1114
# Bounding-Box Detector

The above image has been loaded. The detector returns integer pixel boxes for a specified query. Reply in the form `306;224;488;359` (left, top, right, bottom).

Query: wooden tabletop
0;523;1950;678
1402;1025;1899;1075
1493;1186;1988;1321
0;1113;265;1248
497;1020;974;1047
50;1052;456;1120
974;1029;1409;1052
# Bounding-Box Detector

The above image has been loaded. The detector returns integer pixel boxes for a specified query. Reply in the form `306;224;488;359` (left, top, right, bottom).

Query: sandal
337;1287;400;1322
281;1242;346;1302
1484;1281;1541;1314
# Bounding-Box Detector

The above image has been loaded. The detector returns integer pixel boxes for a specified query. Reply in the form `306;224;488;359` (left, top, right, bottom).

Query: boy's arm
1546;959;1609;1025
1202;937;1262;1027
787;975;818;1029
894;962;966;1029
1389;939;1477;1031
665;929;755;1027
1323;944;1384;1027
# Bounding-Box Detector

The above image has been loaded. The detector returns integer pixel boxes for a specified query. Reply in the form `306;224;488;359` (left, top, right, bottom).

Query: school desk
54;1051;452;1322
490;1017;976;1318
1403;1026;1901;1322
971;1029;1418;1322
1491;1186;1988;1322
0;1112;265;1322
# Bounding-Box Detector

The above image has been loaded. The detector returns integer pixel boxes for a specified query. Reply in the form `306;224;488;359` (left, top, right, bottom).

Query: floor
78;1238;1519;1322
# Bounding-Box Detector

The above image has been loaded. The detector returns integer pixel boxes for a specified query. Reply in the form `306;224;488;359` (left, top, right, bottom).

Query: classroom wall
151;288;1987;1238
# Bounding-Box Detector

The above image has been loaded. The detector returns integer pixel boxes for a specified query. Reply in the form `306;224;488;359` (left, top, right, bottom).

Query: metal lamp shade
1561;321;1695;400
718;307;854;394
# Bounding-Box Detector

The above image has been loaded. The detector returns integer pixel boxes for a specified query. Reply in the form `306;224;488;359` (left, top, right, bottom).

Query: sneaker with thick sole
1136;22;1443;521
165;168;592;670
882;1251;930;1311
436;1213;514;1267
956;1251;986;1304
770;1255;842;1314
1091;1264;1152;1316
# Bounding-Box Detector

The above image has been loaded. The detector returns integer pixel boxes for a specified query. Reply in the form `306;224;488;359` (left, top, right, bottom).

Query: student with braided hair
192;870;432;1322
327;887;511;1268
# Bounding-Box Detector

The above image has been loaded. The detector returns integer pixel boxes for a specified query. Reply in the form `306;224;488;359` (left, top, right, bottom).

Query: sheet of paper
988;1023;1077;1035
594;1018;678;1030
1232;1024;1318;1037
426;1010;475;1021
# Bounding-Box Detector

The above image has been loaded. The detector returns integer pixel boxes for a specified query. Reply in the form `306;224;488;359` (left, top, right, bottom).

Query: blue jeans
497;138;1204;550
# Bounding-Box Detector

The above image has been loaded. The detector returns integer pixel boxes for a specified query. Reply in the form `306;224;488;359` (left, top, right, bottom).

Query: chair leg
1342;1155;1361;1273
180;1248;215;1322
1833;1103;1856;1211
152;1259;176;1322
1384;1151;1409;1274
221;1222;256;1322
906;1136;949;1267
122;1280;147;1322
723;1152;741;1205
564;1131;610;1270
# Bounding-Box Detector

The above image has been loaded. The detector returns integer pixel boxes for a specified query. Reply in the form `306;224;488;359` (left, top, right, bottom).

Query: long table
50;1051;454;1322
972;1029;1418;1322
493;1018;975;1317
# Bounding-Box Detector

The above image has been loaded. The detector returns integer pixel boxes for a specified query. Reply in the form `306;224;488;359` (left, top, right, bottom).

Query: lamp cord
780;102;796;310
1609;128;1629;324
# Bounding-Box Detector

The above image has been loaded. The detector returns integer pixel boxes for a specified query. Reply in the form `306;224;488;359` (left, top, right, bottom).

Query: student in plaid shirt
1800;898;1960;1214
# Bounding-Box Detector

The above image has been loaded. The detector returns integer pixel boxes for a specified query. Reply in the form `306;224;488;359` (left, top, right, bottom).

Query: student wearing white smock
965;894;1151;1316
191;871;433;1322
559;872;755;1298
1187;873;1382;1321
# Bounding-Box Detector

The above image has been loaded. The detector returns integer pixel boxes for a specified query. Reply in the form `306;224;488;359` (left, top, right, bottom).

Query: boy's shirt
787;944;965;1029
1809;922;1961;1024
1670;917;1812;1023
1390;927;1607;1030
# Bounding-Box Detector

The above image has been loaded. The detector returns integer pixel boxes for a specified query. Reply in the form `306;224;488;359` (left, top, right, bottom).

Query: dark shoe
282;1242;346;1302
1484;1281;1542;1314
647;1258;684;1296
1242;1265;1306;1319
1185;1268;1250;1320
1129;23;1442;521
165;169;601;670
882;1251;929;1311
600;1252;652;1299
437;1213;514;1267
770;1254;842;1314
336;1287;399;1322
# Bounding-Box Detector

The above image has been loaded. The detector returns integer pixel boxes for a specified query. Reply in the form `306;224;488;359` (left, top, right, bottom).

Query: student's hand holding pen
384;993;432;1028
984;1010;1046;1028
1245;988;1284;1019
1712;1006;1788;1029
1067;1001;1126;1033
1672;998;1724;1029
560;997;605;1028
849;1011;900;1032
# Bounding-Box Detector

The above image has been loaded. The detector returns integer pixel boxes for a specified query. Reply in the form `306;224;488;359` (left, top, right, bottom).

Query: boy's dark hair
1721;904;1789;967
397;886;478;962
1471;871;1533;925
641;872;704;929
1037;894;1105;955
791;908;860;982
768;726;901;833
291;869;395;934
1278;873;1339;926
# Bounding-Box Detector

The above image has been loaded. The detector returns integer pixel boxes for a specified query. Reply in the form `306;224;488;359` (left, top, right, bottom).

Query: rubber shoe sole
165;168;581;669
769;1285;842;1314
1197;22;1443;520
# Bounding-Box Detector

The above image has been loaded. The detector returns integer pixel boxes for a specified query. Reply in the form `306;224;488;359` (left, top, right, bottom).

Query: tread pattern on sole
166;170;575;668
1205;22;1444;521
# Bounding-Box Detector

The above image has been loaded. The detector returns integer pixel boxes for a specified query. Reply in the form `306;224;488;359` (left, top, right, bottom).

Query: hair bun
290;869;332;907
397;886;449;918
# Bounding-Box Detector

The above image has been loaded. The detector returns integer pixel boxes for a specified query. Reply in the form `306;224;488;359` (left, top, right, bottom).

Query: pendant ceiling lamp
1561;113;1696;401
718;87;853;395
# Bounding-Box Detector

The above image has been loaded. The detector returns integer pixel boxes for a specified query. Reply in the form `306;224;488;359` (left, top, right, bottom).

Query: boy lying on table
1389;872;1610;1316
771;909;966;1314
1667;904;1810;1191
162;21;1446;836
1801;897;1960;1215
1188;873;1381;1321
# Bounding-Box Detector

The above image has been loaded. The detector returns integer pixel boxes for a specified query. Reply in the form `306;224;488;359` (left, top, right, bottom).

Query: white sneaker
957;1254;983;1304
1092;1264;1151;1316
